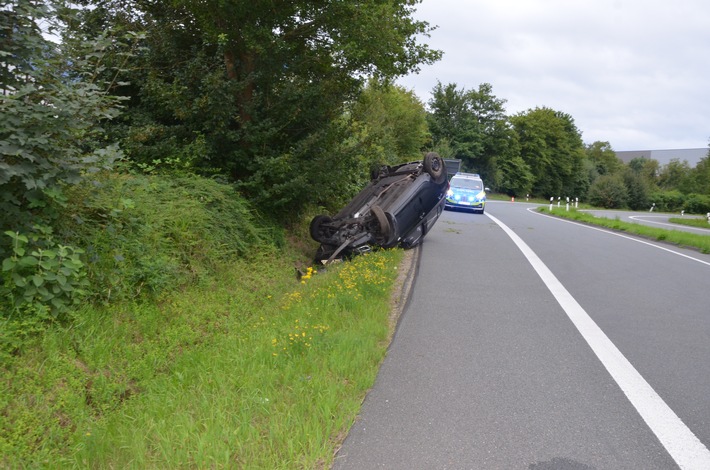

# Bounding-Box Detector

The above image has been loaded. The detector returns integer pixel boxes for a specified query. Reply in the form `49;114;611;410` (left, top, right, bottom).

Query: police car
445;172;487;213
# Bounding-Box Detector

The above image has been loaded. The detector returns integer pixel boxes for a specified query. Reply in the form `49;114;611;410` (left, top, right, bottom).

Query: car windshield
452;178;482;190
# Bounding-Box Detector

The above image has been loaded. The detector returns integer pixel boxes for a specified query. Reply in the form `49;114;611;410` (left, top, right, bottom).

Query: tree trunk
223;49;255;125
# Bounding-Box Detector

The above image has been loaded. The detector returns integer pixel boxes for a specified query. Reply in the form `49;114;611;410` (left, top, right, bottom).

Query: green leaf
39;260;57;270
18;256;39;268
60;267;73;277
12;273;27;288
32;275;44;287
2;257;16;271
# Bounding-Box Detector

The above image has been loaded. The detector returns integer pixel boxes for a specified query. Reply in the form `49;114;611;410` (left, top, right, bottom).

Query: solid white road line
628;215;710;233
486;212;710;470
530;208;710;268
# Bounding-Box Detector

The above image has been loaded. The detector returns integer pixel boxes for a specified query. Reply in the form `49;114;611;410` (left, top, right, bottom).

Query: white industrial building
614;148;707;167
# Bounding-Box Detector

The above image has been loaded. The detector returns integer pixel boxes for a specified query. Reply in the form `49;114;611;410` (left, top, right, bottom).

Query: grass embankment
539;207;710;254
668;217;710;229
1;172;404;468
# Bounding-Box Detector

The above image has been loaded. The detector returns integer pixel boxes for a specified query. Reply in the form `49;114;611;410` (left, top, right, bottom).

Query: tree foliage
426;82;512;184
588;174;628;209
427;82;484;168
510;107;586;198
585;141;623;177
71;0;441;218
349;80;429;165
0;0;128;239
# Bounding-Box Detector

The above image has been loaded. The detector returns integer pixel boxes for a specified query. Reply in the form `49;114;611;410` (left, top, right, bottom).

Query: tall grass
540;207;710;254
1;248;403;468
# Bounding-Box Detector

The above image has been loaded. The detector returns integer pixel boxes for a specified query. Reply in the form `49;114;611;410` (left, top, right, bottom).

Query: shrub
683;194;710;214
1;226;89;321
650;191;686;212
57;172;278;302
588;174;628;209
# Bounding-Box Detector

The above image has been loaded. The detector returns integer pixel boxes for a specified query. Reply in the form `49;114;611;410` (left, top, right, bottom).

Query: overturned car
310;152;449;264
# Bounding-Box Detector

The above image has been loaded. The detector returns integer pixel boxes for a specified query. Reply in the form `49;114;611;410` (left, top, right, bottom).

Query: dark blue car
310;153;449;263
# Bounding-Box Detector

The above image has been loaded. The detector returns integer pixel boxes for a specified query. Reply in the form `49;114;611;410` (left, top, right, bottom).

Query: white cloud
398;0;710;151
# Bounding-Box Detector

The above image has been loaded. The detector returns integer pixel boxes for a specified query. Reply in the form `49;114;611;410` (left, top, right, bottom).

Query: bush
683;194;710;214
1;227;89;320
57;172;279;302
650;191;686;212
588;174;628;209
623;170;650;211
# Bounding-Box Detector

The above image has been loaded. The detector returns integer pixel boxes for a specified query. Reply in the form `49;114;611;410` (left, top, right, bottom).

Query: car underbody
310;153;449;264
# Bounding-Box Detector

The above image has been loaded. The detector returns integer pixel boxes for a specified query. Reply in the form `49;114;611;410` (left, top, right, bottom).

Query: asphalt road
580;209;710;235
333;201;710;470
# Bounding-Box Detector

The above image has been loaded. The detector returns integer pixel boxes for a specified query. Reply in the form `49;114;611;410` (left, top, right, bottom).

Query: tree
1;1;125;236
627;157;659;190
657;158;693;193
510;107;586;198
623;169;650;210
427;82;484;169
496;154;533;197
689;151;710;195
426;82;509;183
585;141;623;176
349;80;429;166
73;0;442;217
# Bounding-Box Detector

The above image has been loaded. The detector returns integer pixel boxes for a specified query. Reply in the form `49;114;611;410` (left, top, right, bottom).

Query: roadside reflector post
707;212;710;224
549;197;554;211
681;210;684;217
526;194;530;201
575;197;579;208
566;197;570;211
650;203;656;212
557;197;561;208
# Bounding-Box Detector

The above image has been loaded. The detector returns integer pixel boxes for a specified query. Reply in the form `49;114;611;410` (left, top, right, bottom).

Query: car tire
424;152;446;184
309;215;333;242
370;205;391;244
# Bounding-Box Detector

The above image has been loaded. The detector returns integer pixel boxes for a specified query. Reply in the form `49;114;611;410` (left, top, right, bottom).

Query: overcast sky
397;0;710;152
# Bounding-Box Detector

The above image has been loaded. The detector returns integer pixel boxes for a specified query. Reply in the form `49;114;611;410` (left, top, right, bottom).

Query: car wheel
370;205;391;244
423;152;446;184
309;215;333;242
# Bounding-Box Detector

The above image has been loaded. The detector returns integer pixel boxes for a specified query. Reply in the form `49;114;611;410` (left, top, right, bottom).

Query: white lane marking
486;212;710;470
528;208;710;268
576;209;710;234
628;216;710;233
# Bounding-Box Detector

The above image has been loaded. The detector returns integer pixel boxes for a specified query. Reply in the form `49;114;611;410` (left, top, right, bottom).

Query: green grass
539;207;710;254
668;217;710;229
1;248;403;468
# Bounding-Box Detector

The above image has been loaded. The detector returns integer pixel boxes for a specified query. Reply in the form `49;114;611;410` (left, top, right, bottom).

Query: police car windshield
452;178;482;190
